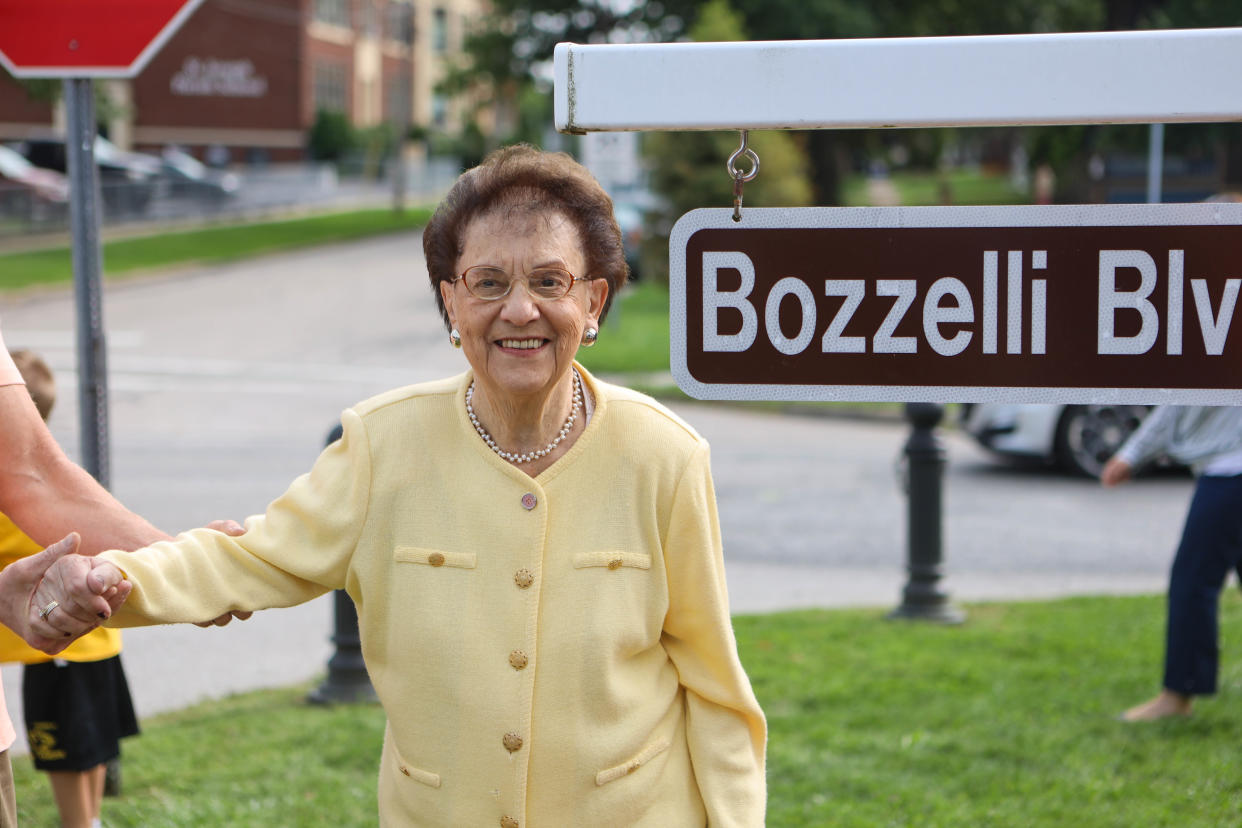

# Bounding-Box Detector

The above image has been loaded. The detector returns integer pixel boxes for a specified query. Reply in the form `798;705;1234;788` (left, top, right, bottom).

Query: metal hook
726;130;760;222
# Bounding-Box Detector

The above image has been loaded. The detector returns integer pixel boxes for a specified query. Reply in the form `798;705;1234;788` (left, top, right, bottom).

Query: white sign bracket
555;28;1242;134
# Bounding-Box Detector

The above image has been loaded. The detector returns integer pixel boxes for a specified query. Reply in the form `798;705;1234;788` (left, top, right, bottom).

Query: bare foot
1120;690;1193;722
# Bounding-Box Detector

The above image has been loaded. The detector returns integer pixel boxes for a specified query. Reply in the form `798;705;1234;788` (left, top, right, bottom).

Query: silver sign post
63;77;111;486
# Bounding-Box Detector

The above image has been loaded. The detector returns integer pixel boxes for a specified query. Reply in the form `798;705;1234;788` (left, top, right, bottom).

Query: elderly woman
37;145;766;826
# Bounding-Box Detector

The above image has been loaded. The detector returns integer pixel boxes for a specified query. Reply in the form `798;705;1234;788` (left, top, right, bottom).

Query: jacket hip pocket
595;737;671;786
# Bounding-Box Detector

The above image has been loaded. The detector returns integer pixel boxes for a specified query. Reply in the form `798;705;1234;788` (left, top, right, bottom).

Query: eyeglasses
453;265;586;301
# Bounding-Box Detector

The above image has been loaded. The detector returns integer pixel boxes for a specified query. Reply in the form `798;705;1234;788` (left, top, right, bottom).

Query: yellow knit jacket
102;366;767;827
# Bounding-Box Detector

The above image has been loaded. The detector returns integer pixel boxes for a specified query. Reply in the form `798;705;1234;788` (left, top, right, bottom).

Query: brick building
0;0;486;162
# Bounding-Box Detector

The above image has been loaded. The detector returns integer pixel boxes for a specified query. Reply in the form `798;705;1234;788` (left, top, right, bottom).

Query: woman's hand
1100;457;1133;487
0;533;121;654
194;519;255;627
28;534;131;654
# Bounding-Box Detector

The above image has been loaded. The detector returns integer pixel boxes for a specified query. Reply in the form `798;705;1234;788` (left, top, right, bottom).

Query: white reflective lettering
1167;250;1184;355
702;251;758;352
982;251;998;354
1031;251;1046;355
874;280;917;354
1191;278;1240;356
1098;250;1158;355
764;277;817;355
1031;279;1047;355
923;277;974;356
1007;250;1023;354
821;280;866;353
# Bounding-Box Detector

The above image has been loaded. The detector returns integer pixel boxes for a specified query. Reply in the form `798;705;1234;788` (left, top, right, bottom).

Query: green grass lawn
841;169;1029;207
577;278;674;377
14;593;1242;826
0;207;433;291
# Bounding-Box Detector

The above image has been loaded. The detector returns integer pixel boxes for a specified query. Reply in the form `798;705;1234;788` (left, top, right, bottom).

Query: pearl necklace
466;371;583;464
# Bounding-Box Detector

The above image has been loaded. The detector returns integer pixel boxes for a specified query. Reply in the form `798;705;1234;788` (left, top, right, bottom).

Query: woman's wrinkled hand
29;534;131;655
194;519;254;628
1100;457;1133;487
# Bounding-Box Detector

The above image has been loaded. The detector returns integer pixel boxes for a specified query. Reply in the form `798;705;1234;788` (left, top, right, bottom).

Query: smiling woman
438;208;606;472
37;145;767;827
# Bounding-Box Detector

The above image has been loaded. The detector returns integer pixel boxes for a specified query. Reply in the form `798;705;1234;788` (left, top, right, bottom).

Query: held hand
194;519;254;628
0;533;100;653
205;519;245;535
1100;457;1133;487
27;535;131;654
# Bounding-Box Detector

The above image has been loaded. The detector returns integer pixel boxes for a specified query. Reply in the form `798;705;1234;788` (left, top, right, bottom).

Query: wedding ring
38;600;59;621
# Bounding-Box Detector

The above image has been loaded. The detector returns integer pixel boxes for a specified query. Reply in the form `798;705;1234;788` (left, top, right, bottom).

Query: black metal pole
889;403;965;623
308;423;377;704
307;589;377;704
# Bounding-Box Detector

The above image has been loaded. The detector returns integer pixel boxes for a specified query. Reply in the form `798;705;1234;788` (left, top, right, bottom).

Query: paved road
0;233;1193;750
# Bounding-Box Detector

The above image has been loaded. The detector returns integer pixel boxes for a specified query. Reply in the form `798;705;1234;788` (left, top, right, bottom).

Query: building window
360;0;380;37
431;93;447;128
387;2;414;46
313;62;349;113
313;0;351;27
432;8;448;53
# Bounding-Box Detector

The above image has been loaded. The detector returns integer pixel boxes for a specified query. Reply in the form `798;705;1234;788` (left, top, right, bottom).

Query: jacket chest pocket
572;551;652;572
394;547;477;570
571;552;656;632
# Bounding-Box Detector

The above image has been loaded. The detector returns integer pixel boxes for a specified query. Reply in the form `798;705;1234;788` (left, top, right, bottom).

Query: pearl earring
450;328;462;348
582;327;598;347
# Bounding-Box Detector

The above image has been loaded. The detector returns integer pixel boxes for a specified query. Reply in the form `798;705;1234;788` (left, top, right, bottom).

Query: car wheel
1053;405;1149;477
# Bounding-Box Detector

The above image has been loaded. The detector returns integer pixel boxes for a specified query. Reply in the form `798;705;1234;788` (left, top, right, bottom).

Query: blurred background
3;0;1241;474
3;0;1241;255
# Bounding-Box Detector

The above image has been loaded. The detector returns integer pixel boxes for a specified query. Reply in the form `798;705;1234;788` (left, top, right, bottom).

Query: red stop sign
0;0;205;78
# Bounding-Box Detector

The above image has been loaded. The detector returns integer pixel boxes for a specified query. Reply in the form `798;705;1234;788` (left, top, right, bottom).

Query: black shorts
22;655;140;772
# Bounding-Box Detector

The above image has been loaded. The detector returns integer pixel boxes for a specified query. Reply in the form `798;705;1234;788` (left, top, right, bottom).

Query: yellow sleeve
102;408;372;626
660;441;767;827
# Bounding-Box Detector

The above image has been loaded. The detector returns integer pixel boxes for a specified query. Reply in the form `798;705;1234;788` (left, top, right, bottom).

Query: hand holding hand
194;519;254;628
26;534;131;654
1100;457;1133;487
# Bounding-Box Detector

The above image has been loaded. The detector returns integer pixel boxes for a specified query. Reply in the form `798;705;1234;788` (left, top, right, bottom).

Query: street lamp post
307;590;377;705
307;423;377;704
889;403;965;624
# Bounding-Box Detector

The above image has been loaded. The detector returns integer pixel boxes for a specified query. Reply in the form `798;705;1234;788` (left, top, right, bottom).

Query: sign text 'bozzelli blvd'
669;205;1242;404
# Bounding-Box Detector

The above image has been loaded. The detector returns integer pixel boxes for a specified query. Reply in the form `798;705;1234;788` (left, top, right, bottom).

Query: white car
959;403;1152;477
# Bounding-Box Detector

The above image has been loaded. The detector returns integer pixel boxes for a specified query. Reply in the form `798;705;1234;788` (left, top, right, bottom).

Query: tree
725;0;1242;200
307;109;356;162
2;69;130;132
439;0;700;154
450;0;1242;201
639;0;813;281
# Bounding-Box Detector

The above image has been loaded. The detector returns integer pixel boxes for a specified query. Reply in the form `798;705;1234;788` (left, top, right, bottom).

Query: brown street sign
670;204;1242;404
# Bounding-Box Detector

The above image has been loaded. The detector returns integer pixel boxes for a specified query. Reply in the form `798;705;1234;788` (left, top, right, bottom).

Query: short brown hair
423;144;627;328
10;349;55;421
